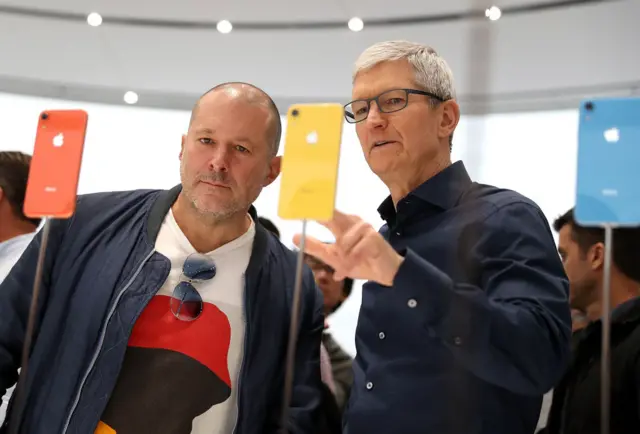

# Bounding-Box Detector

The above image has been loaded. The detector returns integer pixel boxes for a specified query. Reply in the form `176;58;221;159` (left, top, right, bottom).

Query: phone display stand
277;102;343;432
9;109;87;432
575;96;640;434
600;225;613;434
280;219;308;434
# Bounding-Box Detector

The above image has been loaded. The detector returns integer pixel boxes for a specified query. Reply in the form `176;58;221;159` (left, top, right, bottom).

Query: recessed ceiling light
485;6;502;21
124;91;139;105
217;20;233;34
87;12;103;27
348;17;364;32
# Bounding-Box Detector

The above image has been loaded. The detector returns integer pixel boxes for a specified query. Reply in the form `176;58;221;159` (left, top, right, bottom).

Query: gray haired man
295;40;571;434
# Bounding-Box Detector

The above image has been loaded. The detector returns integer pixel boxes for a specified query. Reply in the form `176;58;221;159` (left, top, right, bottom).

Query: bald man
0;83;325;434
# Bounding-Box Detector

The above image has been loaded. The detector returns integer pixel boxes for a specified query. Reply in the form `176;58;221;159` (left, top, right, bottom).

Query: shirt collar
377;160;473;223
0;232;34;253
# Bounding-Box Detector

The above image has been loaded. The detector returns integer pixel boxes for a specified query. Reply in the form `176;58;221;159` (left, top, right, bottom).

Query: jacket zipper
232;275;252;434
61;250;156;434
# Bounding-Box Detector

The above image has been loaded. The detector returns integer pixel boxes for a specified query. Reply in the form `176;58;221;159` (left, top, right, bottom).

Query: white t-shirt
96;210;254;434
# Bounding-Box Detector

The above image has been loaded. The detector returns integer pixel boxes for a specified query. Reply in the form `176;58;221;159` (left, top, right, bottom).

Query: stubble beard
181;167;245;225
189;193;243;224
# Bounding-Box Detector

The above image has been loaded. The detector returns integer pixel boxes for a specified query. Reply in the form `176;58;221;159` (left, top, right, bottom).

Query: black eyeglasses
170;253;216;321
344;88;446;124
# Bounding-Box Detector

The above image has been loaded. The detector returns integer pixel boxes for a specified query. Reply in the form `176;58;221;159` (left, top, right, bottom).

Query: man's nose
208;146;230;172
365;102;387;128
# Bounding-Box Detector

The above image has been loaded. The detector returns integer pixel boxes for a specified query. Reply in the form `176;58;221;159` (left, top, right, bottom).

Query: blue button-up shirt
344;161;571;434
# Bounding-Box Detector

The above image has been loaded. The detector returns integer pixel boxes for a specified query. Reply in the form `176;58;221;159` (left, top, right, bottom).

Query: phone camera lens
585;102;594;111
41;113;49;120
291;109;299;117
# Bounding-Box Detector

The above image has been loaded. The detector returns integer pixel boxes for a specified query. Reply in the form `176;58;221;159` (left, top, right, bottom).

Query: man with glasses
0;83;324;434
295;41;571;434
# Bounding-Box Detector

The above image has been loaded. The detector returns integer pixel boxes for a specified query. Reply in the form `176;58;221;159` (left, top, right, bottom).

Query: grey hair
353;40;457;150
353;40;457;102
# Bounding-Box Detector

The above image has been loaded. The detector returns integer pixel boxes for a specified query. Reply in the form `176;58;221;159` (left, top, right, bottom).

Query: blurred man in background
539;208;640;434
304;252;354;413
0;152;40;281
295;40;571;434
554;208;640;326
0;83;324;434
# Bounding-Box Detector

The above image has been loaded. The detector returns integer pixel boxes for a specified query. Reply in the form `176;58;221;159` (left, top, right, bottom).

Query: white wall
0;92;579;355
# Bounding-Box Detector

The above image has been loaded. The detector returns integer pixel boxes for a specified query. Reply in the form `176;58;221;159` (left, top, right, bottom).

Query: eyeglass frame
343;88;448;124
169;253;217;322
304;253;335;275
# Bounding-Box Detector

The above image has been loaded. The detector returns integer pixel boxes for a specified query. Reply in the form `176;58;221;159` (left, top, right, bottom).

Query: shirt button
453;337;462;346
366;382;374;390
378;332;386;340
407;299;418;308
395;231;401;236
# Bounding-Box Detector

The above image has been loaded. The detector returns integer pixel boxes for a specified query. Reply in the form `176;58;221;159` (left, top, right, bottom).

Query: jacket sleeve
0;220;67;399
283;268;325;434
392;202;572;396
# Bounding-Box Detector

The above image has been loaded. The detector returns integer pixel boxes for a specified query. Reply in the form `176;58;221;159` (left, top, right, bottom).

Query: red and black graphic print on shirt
94;295;232;434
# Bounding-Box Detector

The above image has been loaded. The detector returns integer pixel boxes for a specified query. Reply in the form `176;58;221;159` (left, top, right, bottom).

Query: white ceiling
0;0;638;114
0;0;566;21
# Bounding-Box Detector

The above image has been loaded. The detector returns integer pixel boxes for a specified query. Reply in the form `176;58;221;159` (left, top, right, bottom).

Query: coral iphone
23;110;88;218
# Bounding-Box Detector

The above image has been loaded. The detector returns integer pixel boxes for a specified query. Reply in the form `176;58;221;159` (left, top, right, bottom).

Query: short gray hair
353;40;457;150
353;40;457;102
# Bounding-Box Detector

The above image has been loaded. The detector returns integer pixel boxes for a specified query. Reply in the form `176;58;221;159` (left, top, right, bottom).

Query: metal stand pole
8;218;52;434
280;219;308;434
600;224;613;434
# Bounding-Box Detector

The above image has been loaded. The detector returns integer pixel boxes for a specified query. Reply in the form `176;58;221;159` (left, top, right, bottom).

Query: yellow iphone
278;103;344;221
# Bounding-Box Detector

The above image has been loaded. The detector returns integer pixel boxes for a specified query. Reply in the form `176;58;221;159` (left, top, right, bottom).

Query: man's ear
180;135;186;160
438;100;460;142
589;242;605;271
0;186;4;203
263;156;282;187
